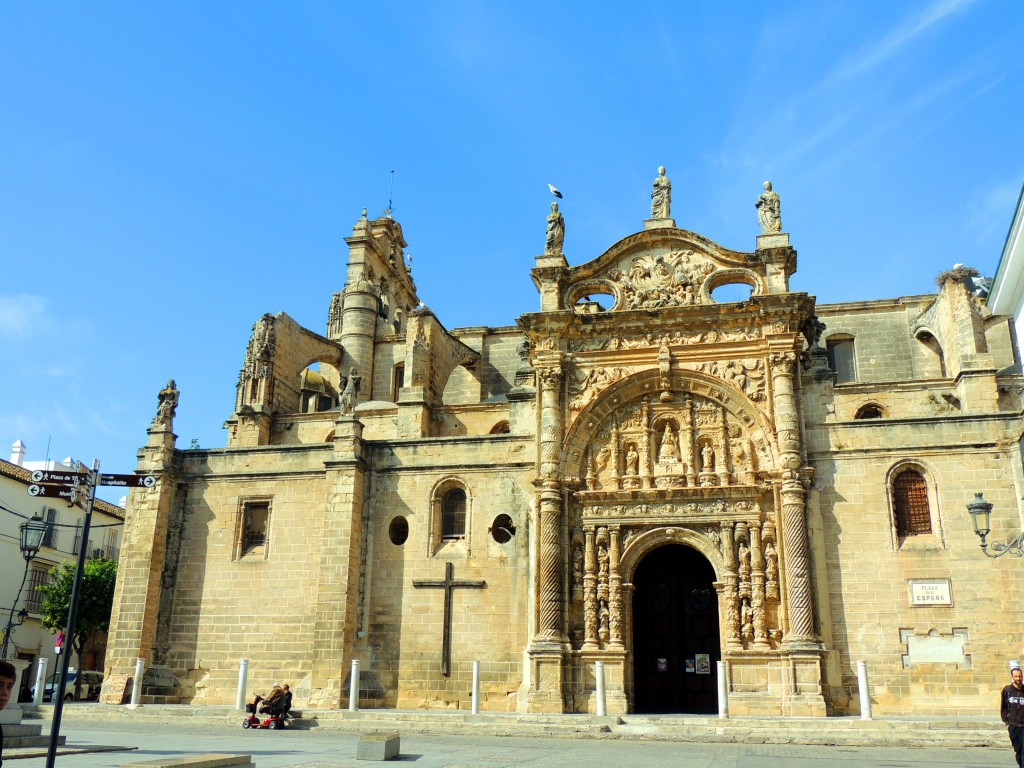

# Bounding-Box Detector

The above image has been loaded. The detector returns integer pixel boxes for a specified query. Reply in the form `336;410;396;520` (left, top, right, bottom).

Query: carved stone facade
104;195;1024;719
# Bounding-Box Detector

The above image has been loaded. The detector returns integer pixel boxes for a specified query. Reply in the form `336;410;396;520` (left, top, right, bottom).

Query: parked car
31;670;103;702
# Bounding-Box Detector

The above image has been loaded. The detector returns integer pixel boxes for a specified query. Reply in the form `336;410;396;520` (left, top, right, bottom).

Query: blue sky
1;1;1022;500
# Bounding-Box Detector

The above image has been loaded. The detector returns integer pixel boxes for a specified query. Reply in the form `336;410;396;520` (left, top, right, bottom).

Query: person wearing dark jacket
1002;661;1024;767
0;659;16;767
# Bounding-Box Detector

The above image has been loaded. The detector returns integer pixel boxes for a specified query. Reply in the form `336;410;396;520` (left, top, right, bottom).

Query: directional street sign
98;474;156;488
27;484;76;499
29;470;87;485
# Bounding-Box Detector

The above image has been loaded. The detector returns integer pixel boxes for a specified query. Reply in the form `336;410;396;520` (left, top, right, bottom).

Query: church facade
102;176;1024;716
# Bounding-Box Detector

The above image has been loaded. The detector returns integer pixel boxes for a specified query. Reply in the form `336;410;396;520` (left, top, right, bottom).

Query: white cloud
830;0;977;84
0;294;53;338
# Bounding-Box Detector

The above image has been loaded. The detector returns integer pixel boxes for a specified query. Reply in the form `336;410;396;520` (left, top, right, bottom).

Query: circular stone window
490;514;516;544
388;516;409;546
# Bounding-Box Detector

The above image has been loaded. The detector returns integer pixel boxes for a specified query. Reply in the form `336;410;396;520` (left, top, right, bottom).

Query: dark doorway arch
631;544;720;713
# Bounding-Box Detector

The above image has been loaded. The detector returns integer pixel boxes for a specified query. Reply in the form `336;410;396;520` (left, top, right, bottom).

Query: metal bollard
857;660;872;720
717;661;729;719
236;659;249;711
130;658;145;707
595;661;607;717
471;660;480;715
33;657;48;706
349;659;360;712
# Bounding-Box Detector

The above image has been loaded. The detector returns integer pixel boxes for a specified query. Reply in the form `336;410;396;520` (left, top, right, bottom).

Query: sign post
25;462;154;768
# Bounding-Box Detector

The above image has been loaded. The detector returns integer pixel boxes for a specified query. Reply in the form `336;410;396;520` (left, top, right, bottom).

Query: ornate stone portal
522;216;824;716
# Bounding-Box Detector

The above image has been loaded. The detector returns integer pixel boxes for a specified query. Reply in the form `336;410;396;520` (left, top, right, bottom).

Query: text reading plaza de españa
102;169;1024;717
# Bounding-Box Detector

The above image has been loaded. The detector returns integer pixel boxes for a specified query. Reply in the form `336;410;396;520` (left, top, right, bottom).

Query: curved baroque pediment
563;229;765;311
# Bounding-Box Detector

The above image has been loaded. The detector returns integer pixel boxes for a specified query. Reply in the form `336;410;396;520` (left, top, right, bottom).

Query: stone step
3;722;45;737
4;734;66;749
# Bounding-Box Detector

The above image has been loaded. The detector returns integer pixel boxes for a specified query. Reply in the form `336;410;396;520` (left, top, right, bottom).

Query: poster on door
695;653;711;675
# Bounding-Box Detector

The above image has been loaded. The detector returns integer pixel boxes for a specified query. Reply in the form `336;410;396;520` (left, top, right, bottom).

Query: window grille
441;490;466;539
894;470;931;536
242;502;270;553
24;563;52;614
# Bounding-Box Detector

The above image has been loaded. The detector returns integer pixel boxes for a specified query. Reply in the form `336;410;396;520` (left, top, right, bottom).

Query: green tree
37;557;118;700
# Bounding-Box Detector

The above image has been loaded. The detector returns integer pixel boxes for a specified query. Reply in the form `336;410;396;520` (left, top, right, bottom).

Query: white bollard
33;657;48;706
349;659;360;712
857;660;872;720
595;661;607;717
717;661;729;719
236;659;249;711
130;657;145;707
471;660;480;715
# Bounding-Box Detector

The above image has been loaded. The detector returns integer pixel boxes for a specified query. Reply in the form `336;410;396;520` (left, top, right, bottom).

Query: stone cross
412;561;486;677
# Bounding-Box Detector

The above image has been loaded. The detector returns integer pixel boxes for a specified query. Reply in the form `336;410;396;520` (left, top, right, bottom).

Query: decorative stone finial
545;201;565;254
756;181;782;234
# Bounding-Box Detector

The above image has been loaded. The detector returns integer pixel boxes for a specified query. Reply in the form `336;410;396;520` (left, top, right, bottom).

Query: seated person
259;683;285;714
279;684;292;713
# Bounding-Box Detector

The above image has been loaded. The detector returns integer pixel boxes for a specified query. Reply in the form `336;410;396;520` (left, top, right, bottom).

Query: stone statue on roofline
651;165;672;219
152;379;179;428
756;181;782;234
339;367;361;415
545;201;565;254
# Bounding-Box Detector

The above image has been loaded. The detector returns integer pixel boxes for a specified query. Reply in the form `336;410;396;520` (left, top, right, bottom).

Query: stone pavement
2;706;1018;767
2;719;1016;767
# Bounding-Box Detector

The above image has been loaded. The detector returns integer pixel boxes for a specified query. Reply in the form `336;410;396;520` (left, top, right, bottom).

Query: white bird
548;184;563;199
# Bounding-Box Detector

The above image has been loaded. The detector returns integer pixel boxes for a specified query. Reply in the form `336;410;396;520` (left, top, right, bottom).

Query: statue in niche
650;165;671;219
756;180;782;234
765;541;779;600
701;443;715;472
625;445;640;476
599;599;610;643
545;201;565;254
571;547;584;595
339;367;361;415
738;541;751;581
658;423;680;463
598;542;609;580
741;598;754;643
595;445;611;476
153;379;179;427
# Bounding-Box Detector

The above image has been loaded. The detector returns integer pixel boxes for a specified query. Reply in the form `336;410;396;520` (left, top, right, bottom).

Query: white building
0;440;124;701
987;183;1024;358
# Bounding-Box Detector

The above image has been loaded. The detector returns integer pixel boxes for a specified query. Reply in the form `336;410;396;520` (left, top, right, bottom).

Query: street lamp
1;514;48;658
967;492;1024;558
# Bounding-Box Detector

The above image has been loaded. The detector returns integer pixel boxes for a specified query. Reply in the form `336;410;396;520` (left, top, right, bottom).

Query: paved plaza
6;719;1017;768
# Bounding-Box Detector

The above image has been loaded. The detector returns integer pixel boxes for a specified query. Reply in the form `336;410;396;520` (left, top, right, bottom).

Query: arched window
826;336;857;384
489;420;510;435
855;403;884;419
441;489;466;539
915;330;947;378
893;470;931;536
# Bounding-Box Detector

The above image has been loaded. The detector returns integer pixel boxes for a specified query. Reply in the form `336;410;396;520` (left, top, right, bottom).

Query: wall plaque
908;578;952;607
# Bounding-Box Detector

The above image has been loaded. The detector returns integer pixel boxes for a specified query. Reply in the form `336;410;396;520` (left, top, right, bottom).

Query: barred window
893;470;931;536
241;501;271;554
441;489;466;539
25;562;52;614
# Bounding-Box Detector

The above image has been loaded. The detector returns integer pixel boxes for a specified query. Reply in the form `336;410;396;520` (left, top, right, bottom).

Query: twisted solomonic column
768;351;818;647
536;363;565;643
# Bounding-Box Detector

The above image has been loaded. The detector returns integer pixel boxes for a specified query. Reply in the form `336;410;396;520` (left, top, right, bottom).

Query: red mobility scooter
242;694;291;730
